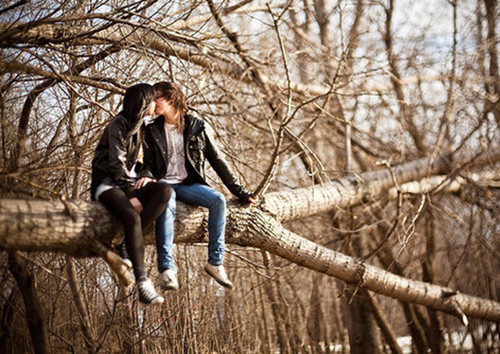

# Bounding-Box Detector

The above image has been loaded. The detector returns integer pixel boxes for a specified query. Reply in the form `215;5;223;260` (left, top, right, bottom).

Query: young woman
136;81;256;291
91;83;171;305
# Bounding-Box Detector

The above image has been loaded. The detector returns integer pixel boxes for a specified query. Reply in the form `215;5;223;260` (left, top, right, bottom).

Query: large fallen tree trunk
1;152;499;322
1;196;499;322
2;153;454;253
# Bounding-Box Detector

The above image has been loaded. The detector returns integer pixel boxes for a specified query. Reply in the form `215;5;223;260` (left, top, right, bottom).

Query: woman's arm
107;119;137;198
137;128;156;179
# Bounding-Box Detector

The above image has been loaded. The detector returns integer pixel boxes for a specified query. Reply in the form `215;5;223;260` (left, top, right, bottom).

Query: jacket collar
148;115;167;146
184;114;204;139
148;114;204;142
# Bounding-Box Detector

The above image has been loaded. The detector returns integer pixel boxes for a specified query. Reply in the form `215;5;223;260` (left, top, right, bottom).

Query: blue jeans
156;182;227;271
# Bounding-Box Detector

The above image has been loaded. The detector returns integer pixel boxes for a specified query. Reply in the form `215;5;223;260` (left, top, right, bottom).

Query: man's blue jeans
156;182;227;272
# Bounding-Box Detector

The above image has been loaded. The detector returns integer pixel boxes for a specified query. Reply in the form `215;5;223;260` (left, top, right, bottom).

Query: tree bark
262;153;453;222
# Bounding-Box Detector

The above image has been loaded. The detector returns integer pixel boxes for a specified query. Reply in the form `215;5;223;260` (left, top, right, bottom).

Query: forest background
0;0;499;353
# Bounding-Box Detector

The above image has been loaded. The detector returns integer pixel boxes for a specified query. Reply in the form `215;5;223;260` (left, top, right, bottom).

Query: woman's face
147;101;156;116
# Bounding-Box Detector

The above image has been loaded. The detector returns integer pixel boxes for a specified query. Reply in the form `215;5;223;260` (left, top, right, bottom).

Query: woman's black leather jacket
140;114;253;201
90;84;154;200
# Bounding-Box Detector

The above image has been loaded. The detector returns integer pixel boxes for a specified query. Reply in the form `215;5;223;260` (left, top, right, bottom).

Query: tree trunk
347;287;381;353
366;291;403;354
346;228;381;354
372;229;429;353
7;252;51;354
263;153;451;222
306;273;328;353
66;256;97;353
261;251;291;353
422;212;445;354
0;152;454;253
484;0;500;127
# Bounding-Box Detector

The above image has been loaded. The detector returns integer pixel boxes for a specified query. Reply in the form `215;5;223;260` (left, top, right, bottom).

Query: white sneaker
137;278;164;305
160;268;179;291
204;263;233;289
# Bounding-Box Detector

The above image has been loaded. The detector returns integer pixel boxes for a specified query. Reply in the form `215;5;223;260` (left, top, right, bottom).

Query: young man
136;81;255;290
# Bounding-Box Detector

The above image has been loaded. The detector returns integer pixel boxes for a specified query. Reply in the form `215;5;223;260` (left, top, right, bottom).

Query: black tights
99;182;172;280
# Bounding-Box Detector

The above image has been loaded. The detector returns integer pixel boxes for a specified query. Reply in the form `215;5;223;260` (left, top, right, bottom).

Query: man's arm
204;130;254;202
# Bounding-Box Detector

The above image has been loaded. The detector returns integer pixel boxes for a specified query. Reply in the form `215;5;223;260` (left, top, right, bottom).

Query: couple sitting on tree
90;82;256;305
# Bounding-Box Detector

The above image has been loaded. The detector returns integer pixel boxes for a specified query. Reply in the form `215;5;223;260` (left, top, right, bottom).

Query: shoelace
139;280;158;302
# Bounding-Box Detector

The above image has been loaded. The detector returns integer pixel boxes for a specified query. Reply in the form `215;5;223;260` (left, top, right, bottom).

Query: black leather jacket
140;114;253;201
91;84;154;200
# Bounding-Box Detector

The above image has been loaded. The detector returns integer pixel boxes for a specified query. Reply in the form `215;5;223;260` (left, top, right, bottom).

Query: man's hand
129;197;143;213
135;177;156;189
248;196;258;204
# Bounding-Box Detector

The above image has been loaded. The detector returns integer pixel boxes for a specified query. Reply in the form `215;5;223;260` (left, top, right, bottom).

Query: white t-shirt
161;123;188;184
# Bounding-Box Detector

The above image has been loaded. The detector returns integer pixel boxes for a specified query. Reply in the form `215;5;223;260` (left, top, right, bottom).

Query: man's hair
153;81;188;132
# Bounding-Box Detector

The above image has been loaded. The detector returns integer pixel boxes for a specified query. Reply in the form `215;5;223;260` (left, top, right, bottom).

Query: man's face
155;96;178;121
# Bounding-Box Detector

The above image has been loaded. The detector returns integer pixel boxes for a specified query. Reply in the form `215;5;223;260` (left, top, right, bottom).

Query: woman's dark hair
153;81;188;132
123;83;156;121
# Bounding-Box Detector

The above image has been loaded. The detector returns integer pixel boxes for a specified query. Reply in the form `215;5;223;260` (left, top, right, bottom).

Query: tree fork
227;206;500;322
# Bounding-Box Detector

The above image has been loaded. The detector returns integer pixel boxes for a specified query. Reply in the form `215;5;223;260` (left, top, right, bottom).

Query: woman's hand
135;177;156;189
129;197;143;213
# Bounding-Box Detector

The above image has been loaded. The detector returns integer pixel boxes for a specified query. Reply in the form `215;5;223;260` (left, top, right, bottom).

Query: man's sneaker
160;268;179;291
137;278;164;305
204;263;233;289
114;240;132;269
